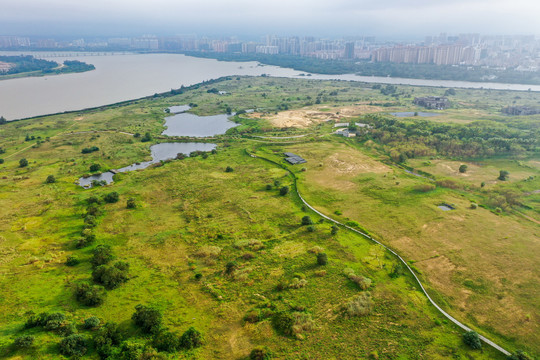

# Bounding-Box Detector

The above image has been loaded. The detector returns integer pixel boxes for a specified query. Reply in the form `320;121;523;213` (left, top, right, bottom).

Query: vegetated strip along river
1;52;540;120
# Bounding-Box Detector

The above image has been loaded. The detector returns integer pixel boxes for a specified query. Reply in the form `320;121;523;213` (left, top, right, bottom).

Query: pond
168;105;191;113
162;111;238;137
438;204;455;211
390;112;440;117
79;142;216;188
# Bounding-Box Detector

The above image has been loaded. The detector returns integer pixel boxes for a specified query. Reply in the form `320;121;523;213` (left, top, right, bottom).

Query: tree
103;192;119;203
66;255;80;266
75;283;106;306
93;322;123;358
279;186;290;196
141;132;152;142
45;175;56;183
250;346;273;360
153;330;179;352
91;245;115;267
59;335;87;357
0;116;7;124
498;170;509;181
84;316;100;329
463;331;482;350
19;158;28;167
225;166;234;172
92;262;130;290
14;335;35;348
179;327;203;349
459;164;468;173
132;305;162;334
317;252;328;265
89;164;101;172
126;198;136;209
301;216;313;226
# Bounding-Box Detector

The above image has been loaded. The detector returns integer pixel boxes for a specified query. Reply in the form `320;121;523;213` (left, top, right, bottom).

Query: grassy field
0;76;538;359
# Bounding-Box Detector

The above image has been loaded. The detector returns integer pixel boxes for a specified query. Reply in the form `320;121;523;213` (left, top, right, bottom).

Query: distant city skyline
2;0;540;38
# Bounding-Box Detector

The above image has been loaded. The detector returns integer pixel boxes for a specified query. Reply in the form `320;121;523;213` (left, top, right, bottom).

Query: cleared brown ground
248;105;383;128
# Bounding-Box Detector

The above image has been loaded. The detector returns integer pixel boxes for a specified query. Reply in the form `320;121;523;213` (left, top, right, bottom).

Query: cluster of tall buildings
1;33;539;70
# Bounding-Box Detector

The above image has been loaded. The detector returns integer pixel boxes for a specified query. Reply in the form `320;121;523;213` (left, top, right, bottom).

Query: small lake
79;142;216;188
162;111;238;137
390;112;440;117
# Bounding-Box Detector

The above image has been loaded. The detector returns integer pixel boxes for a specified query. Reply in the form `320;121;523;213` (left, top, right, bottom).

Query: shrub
66;255;80;266
126;198;136;209
508;350;534;360
288;277;308;289
19;158;28;167
59;334;87;357
317;252;328;266
435;178;461;189
470;203;478;209
89;164;101;172
250;346;273;360
498;170;509;181
389;263;403;278
301;216;313;226
463;331;482;350
91;245;115;267
0;159;3;164
195;245;222;258
265;184;273;190
132;305;162;334
58;323;77;337
75;283;106;306
225;166;234;172
141;132;152;142
84;316;101;329
331;224;339;235
306;225;316;232
87;195;101;204
279;186;290;195
45;175;56;183
344;268;372;289
459;164;468;173
93;322;123;358
14;335;35;348
179;327;203;349
414;184;436;192
344;293;372;316
271;312;294;336
81;146;99;154
292;312;315;336
92;262;130;290
103;192;119;203
153;331;179;352
43;312;66;330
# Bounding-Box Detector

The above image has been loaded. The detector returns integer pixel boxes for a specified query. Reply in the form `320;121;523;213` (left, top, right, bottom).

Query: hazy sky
2;0;540;39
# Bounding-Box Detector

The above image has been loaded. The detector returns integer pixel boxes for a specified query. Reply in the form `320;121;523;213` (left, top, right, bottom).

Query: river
1;51;540;120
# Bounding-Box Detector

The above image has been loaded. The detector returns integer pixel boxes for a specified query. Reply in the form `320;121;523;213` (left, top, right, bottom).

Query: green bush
93;322;123;358
463;331;482;350
66;255;80;266
19;158;28;167
14;335;35;348
91;245;115;267
43;312;66;330
179;327;203;349
89;164;101;172
459;164;468;173
132;305;162;334
279;186;290;195
92;262;130;290
271;312;294;336
507;350;534;360
59;334;87;357
45;175;56;183
103;191;119;203
317;252;328;266
75;283;106;307
250;346;273;360
301;216;313;226
126;198;136;209
153;331;179;352
498;170;509;181
225;166;234;172
84;316;101;329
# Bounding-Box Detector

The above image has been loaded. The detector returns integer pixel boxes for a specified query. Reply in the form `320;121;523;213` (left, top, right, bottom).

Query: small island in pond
0;55;95;80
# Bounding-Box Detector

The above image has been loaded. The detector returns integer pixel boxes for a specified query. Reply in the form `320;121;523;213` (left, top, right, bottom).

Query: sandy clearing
249;105;383;128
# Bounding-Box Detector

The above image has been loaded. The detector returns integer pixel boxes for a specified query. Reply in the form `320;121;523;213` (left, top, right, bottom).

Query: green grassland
0;76;538;359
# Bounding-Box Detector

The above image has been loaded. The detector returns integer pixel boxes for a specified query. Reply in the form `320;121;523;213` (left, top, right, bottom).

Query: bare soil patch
250;105;382;128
